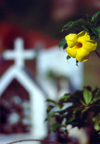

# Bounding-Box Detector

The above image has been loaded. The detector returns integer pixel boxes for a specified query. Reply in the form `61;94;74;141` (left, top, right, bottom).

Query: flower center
76;42;82;48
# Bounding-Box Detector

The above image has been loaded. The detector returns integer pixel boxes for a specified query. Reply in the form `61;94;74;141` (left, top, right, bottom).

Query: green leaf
97;89;100;92
66;55;71;60
96;89;100;97
46;105;55;113
73;107;83;115
62;19;88;32
58;93;71;107
61;29;64;32
83;87;92;105
91;28;99;37
95;89;100;98
86;14;91;20
93;114;100;131
63;26;82;32
46;99;61;109
47;111;56;121
58;38;66;48
82;25;89;33
76;18;89;25
63;21;74;28
59;93;70;103
50;123;61;131
93;88;100;99
46;98;57;104
96;26;100;38
67;117;77;124
80;99;86;106
92;11;100;22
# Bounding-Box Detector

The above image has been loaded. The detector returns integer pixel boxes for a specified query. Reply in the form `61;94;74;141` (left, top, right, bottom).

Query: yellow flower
65;30;97;62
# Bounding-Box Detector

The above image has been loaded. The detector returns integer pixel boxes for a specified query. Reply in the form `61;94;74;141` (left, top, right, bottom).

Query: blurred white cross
3;38;36;68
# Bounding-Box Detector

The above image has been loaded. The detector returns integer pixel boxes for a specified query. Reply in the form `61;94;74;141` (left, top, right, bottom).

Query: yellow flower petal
65;30;96;62
83;40;97;52
76;48;90;62
65;33;77;48
77;31;90;43
66;46;77;58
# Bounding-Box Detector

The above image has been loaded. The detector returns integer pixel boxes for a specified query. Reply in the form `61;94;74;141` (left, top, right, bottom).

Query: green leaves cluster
59;11;100;52
45;11;100;135
46;86;100;133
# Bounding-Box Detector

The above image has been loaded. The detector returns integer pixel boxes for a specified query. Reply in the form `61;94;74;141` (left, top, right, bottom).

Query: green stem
95;50;100;58
7;139;62;144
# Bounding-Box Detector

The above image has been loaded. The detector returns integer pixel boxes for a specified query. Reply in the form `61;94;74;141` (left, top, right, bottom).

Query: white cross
3;38;36;68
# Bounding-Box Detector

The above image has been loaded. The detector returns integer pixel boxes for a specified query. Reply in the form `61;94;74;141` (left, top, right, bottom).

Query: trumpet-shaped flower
65;31;97;62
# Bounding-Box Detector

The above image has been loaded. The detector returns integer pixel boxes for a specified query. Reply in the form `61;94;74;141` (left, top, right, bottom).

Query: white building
0;38;48;144
0;38;83;144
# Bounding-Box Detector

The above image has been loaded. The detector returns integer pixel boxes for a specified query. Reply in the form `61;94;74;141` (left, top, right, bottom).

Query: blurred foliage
59;11;100;49
46;86;100;134
45;13;100;137
58;11;100;65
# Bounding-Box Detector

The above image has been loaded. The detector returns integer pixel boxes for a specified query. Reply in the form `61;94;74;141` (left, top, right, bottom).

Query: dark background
0;0;99;38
